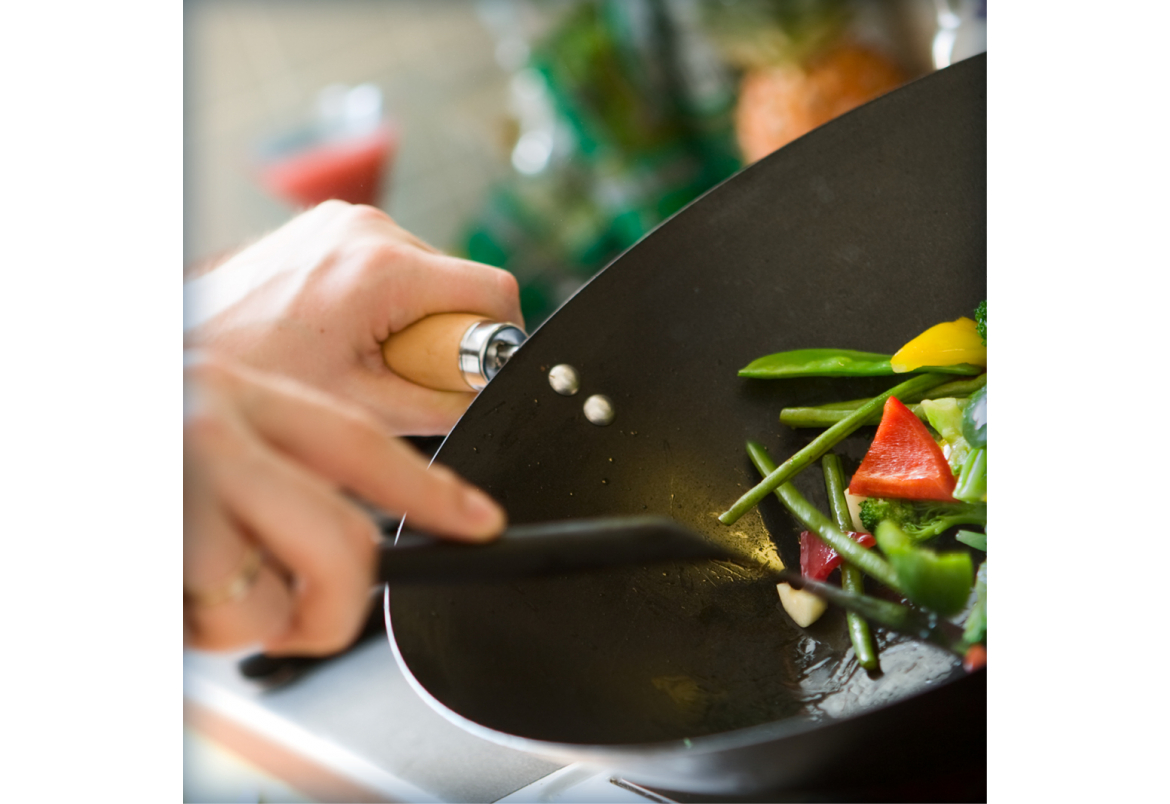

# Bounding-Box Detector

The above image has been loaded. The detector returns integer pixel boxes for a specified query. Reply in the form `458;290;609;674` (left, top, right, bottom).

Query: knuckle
301;199;352;230
314;199;352;217
494;268;520;302
379;235;417;264
344;239;409;285
346;202;391;227
363;240;401;271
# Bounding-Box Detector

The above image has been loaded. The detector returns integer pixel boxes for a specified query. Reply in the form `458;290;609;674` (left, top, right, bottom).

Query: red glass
255;122;398;208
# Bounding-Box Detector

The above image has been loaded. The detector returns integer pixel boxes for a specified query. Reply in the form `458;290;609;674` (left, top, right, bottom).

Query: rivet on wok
583;394;615;426
548;364;580;396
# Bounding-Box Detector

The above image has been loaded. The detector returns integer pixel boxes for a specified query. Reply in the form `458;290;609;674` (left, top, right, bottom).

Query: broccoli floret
974;300;987;345
859;497;987;542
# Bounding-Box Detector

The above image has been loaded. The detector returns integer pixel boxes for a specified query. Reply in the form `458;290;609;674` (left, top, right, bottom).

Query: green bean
743;442;904;593
820;453;854;532
780;405;925;428
891;373;987;403
822;454;879;672
719;373;950;525
779;374;987;428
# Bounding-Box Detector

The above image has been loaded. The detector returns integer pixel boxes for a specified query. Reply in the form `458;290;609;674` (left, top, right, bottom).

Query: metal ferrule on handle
381;312;527;392
458;320;526;391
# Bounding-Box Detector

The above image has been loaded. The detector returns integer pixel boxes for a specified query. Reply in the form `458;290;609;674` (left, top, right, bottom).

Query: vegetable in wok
777;373;986;427
858;497;987;543
889;316;986;374
724;302;989;670
820;452;879;671
847;396;957;501
738;347;983;379
719;372;950;525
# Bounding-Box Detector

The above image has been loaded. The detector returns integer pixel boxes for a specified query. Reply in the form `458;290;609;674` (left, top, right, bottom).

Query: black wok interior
388;54;986;789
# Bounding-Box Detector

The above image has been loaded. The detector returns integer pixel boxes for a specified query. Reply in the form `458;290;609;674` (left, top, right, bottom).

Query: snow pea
739;349;895;378
738;348;984;379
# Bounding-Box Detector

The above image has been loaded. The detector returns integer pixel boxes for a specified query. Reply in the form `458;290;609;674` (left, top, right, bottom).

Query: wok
386;55;987;799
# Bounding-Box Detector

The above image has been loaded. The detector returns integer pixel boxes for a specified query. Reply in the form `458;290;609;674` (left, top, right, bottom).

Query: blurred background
185;0;985;329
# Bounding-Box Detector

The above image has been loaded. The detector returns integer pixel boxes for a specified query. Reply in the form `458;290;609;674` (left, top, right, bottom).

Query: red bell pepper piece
848;396;957;501
800;529;877;581
963;643;987;672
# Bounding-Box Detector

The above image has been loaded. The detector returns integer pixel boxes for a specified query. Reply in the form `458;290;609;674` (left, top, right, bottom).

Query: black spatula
379;515;731;584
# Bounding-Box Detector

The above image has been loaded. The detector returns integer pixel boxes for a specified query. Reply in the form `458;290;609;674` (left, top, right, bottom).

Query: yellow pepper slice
891;316;987;373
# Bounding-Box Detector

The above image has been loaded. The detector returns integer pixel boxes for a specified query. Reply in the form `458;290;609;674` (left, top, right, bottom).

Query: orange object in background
256;123;398;209
734;41;907;163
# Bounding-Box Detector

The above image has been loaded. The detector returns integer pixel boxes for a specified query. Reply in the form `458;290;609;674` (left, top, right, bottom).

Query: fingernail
460;488;505;538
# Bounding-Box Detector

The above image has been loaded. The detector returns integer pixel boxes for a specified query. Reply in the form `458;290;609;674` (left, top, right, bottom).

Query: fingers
355;234;524;424
183;491;297;652
351;211;524;338
186;356;506;655
187;366;382;655
207;425;378;656
392;252;524;334
229;362;505;541
198;201;523;428
318;200;443;255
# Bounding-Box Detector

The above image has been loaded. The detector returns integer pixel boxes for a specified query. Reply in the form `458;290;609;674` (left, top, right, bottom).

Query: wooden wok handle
382;312;526;392
381;312;488;392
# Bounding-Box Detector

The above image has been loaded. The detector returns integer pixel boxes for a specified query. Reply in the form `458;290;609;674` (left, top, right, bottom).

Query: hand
184;201;523;436
183;353;506;655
